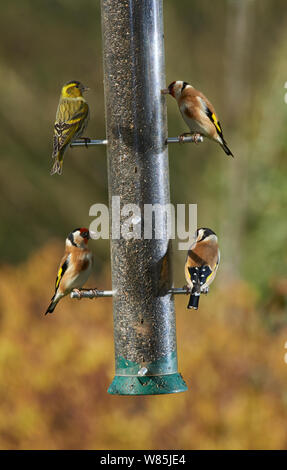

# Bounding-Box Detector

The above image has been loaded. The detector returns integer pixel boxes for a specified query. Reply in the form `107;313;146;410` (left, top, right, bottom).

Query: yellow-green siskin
51;80;90;175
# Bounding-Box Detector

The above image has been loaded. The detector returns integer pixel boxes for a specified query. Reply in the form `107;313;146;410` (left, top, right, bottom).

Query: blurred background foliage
0;0;287;449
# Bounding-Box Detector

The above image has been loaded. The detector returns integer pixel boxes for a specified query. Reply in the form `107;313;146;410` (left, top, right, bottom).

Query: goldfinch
51;80;90;175
185;228;220;310
45;228;93;314
162;81;233;157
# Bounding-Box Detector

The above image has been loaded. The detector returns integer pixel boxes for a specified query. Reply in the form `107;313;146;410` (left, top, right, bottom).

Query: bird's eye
181;82;188;92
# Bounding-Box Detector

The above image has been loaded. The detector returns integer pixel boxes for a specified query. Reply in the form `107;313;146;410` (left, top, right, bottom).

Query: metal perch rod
71;289;114;299
70;135;203;147
70;287;190;299
167;135;203;144
70;139;108;147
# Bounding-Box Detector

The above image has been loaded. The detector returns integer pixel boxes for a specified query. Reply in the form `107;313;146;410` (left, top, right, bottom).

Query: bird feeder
71;0;202;395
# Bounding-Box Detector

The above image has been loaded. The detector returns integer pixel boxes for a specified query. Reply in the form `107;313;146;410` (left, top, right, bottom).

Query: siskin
51;80;90;175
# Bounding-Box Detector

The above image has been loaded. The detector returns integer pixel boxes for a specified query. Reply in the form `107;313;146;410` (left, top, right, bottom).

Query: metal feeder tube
101;0;187;395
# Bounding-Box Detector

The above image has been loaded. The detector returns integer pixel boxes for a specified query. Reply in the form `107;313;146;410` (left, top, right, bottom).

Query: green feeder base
108;373;188;396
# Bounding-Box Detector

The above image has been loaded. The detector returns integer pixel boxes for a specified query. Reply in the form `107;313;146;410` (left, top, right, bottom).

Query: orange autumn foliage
0;242;286;449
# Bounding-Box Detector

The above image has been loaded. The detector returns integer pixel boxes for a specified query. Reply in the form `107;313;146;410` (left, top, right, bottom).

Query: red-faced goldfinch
51;80;90;175
185;228;220;310
162;81;234;157
45;228;93;315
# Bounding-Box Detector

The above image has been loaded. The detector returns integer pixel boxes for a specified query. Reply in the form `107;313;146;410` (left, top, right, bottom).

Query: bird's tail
220;138;234;158
187;275;201;310
187;291;200;310
50;153;63;175
45;295;59;315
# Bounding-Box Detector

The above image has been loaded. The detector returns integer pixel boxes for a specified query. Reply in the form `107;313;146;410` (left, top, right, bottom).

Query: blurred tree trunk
221;0;254;281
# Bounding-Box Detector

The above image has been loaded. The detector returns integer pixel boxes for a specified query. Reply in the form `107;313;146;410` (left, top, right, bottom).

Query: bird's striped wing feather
188;265;212;291
199;97;224;138
206;108;223;137
55;256;70;291
53;100;89;156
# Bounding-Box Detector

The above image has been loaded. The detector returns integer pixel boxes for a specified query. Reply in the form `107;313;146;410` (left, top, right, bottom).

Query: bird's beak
161;88;170;95
83;86;90;92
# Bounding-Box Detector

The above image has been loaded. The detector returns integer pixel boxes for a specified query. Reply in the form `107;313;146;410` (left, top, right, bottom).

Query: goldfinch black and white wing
184;228;220;310
198;96;233;157
45;254;71;315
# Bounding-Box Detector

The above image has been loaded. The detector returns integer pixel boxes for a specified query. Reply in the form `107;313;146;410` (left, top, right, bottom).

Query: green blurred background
0;0;287;449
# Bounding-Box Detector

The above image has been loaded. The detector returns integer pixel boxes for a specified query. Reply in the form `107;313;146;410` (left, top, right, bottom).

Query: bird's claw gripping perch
183;285;192;294
178;133;191;143
72;288;99;299
73;288;82;299
91;288;99;298
201;286;209;295
178;133;202;144
80;137;91;148
193;133;202;144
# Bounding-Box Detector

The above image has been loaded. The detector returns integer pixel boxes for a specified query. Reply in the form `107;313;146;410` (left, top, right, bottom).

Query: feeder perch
70;135;203;147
